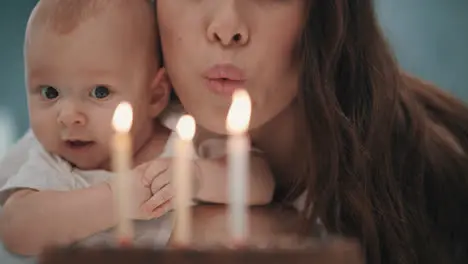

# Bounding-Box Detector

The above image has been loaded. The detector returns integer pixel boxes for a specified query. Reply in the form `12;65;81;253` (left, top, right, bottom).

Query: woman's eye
40;86;60;100
90;86;111;99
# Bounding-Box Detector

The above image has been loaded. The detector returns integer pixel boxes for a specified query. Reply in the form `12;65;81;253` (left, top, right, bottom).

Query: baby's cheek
30;111;56;143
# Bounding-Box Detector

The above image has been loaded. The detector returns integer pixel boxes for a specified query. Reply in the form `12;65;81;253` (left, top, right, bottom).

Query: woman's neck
250;101;305;198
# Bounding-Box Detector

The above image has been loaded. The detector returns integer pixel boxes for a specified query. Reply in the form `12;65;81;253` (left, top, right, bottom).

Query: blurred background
0;0;467;144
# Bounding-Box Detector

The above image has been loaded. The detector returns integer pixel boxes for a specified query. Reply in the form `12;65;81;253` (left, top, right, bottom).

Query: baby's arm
0;147;116;256
193;152;275;206
0;148;168;256
0;184;115;256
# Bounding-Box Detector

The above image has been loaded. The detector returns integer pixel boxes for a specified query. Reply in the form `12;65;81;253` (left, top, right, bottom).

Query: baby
0;0;274;256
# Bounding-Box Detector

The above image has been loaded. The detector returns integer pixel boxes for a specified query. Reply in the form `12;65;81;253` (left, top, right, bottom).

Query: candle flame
226;89;251;134
176;115;196;141
112;102;133;133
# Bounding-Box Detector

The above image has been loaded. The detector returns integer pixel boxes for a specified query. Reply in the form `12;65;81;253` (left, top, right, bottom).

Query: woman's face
157;0;306;134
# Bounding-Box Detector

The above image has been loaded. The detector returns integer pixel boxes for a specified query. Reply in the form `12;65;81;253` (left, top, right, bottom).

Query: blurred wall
376;0;468;100
0;0;467;139
0;0;36;139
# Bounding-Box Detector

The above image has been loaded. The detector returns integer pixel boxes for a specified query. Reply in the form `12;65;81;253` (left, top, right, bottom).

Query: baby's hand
114;159;172;220
139;158;175;219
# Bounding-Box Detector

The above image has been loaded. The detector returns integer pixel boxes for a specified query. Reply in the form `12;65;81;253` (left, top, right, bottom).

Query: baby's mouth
65;140;95;149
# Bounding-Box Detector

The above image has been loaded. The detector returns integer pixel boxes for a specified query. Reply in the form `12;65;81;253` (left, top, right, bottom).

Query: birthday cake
39;205;364;264
39;238;364;264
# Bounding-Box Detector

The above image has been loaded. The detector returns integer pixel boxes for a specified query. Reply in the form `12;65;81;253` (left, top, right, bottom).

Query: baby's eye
40;86;60;100
90;86;111;99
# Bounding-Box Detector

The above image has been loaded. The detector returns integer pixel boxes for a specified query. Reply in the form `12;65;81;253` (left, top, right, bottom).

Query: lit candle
173;115;196;246
226;89;252;245
111;102;134;246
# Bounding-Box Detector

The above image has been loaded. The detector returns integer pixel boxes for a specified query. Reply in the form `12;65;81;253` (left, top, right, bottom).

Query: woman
157;0;468;263
1;0;467;263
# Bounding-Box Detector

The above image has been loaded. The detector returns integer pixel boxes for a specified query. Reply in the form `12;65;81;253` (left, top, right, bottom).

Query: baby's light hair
29;0;155;35
26;0;159;65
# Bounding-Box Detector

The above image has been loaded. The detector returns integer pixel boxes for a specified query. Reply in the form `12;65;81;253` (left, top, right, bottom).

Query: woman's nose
206;2;249;47
57;103;87;127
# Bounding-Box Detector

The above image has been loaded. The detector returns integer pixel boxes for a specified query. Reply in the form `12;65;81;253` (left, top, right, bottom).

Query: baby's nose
57;104;87;127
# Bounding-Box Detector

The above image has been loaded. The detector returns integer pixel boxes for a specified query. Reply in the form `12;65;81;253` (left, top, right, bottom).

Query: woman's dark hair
297;0;468;263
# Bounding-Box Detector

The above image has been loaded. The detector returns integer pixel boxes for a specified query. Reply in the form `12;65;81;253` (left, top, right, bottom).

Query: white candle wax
112;132;133;245
173;115;196;246
226;89;252;245
228;133;250;243
111;102;134;246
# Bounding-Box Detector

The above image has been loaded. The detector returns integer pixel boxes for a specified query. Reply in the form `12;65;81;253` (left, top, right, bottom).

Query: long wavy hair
296;0;468;263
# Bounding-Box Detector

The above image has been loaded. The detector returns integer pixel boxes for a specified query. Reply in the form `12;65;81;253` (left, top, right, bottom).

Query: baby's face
25;9;161;170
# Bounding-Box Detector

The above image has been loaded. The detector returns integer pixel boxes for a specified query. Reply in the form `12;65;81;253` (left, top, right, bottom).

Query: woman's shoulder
402;74;468;262
400;72;468;156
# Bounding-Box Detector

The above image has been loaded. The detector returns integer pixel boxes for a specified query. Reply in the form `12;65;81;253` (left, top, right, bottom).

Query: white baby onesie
0;107;195;248
0;130;178;248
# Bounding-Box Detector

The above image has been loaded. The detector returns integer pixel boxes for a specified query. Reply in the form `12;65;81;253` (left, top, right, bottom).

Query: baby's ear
148;67;171;118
